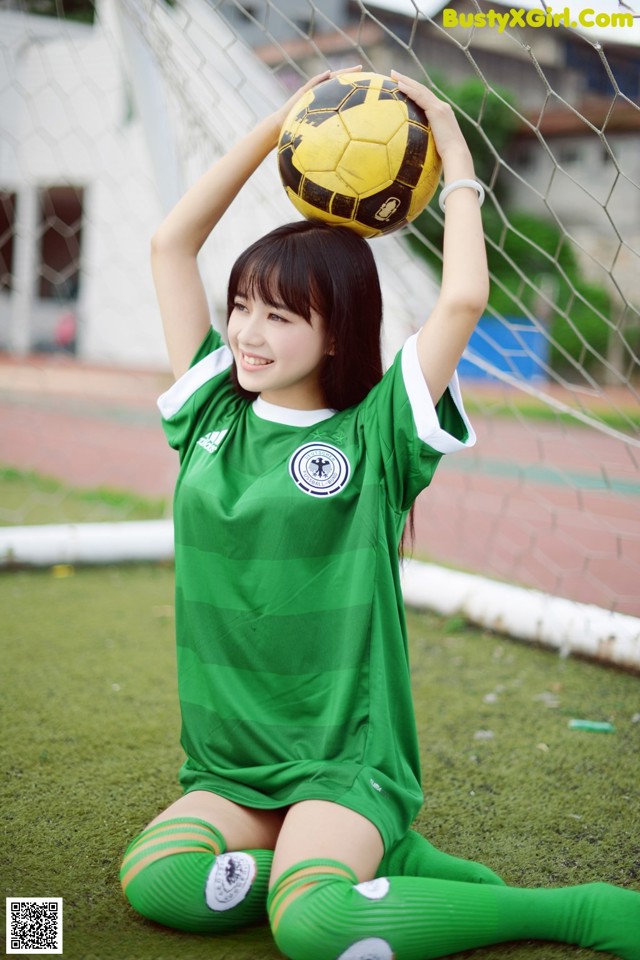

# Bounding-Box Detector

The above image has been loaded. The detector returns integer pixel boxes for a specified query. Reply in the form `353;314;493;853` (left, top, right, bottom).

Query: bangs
226;220;383;410
228;235;322;323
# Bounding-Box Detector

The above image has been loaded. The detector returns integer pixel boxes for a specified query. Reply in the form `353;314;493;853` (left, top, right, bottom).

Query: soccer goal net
1;0;638;637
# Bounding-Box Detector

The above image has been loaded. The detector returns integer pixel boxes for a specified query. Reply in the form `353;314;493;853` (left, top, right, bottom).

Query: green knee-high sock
120;817;272;933
379;829;505;885
268;859;640;960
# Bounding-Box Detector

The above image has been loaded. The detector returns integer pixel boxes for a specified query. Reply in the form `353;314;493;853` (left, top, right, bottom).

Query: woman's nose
240;313;264;345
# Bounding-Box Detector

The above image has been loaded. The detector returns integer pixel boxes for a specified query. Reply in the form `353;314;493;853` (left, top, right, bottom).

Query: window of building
557;143;580;166
0;191;16;293
565;41;640;99
510;144;535;170
37;186;83;302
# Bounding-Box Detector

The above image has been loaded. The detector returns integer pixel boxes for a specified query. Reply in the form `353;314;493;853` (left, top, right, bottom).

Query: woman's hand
390;70;474;177
389;72;487;404
268;66;363;141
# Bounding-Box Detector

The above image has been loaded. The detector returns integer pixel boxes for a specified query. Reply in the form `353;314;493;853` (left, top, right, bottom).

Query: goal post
0;0;638;638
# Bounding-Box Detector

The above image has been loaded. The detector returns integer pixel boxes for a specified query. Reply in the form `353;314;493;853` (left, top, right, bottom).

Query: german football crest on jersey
289;442;351;497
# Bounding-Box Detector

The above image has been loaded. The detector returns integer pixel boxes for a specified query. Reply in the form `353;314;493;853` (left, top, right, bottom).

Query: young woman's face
227;291;331;409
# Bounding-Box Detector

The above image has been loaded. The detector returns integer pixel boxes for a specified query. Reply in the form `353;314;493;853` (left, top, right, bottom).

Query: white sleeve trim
401;333;476;454
157;344;233;420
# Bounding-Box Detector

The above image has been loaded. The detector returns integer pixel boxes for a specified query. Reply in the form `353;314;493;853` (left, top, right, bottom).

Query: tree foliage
409;77;611;376
18;0;95;24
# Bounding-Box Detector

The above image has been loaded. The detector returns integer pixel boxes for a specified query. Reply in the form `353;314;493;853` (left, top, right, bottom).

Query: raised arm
391;72;489;405
151;70;344;379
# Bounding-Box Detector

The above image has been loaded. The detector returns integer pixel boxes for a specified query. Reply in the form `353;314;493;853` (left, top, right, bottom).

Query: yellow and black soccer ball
277;72;441;239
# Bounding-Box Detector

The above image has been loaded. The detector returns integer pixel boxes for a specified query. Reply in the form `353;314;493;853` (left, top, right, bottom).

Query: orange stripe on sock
270;863;353;934
120;843;215;893
126;820;220;853
125;828;221;861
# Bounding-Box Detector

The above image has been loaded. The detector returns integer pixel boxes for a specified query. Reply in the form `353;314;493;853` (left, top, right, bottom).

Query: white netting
0;0;638;616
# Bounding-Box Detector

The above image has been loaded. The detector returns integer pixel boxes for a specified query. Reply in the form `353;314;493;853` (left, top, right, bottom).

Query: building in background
0;4;170;365
0;0;436;367
225;0;640;312
1;0;638;366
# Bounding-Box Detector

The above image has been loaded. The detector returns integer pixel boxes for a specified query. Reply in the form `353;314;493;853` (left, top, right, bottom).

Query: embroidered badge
354;877;390;900
204;852;256;911
337;937;393;960
289;442;351;497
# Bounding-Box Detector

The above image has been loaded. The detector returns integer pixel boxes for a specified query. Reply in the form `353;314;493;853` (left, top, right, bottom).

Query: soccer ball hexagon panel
277;72;442;238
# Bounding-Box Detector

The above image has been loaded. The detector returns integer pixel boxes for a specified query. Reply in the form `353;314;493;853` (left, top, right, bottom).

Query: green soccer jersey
158;327;475;849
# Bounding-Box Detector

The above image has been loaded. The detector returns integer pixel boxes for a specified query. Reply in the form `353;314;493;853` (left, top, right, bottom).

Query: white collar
252;395;335;426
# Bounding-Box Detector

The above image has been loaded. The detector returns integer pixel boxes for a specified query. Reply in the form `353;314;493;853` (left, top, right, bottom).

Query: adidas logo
196;429;229;454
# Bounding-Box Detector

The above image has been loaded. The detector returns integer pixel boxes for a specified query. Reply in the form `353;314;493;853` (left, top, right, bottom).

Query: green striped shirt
158;327;474;848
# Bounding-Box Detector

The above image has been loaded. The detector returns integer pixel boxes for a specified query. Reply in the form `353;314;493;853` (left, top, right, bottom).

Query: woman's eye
270;313;289;323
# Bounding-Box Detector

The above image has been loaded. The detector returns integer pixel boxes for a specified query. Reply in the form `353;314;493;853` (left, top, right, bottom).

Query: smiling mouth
241;352;273;367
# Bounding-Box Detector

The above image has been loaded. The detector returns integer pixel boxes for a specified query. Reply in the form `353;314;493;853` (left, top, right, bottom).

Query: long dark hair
226;220;383;411
225;219;414;554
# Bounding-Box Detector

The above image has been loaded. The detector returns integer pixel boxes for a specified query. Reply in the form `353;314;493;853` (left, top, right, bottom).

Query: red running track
1;356;638;616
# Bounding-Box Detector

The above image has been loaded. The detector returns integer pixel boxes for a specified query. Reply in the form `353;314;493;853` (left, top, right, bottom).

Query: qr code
6;899;63;955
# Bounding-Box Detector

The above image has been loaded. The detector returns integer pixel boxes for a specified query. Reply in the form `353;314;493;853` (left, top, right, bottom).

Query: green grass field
1;541;639;958
0;467;168;526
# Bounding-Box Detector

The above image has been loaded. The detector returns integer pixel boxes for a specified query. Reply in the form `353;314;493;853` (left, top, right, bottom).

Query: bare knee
146;791;285;850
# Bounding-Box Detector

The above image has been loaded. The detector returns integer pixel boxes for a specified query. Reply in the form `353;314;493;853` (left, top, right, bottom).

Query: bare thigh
270;800;384;887
146;791;286;852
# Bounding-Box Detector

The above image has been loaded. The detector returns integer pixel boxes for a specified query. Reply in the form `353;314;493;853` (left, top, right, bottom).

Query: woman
120;68;639;959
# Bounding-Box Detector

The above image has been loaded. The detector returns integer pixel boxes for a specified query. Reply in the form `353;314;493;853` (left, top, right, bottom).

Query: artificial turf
0;467;168;526
1;563;638;960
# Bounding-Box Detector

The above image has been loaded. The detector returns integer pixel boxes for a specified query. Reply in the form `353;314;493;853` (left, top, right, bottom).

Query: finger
305;70;331;88
390;69;422;89
306;65;362;87
391;70;434;100
393;77;449;123
390;69;412;83
329;64;363;78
